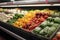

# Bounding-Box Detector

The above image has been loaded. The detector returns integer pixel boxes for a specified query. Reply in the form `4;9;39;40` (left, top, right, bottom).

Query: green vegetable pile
33;17;60;37
7;14;24;24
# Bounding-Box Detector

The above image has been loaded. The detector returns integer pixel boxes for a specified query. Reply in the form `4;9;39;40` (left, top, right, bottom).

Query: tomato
27;23;31;26
28;26;34;30
34;24;39;27
34;18;37;21
52;38;57;40
36;15;40;18
44;15;48;19
28;19;33;23
29;24;38;30
42;13;45;16
35;20;39;24
22;26;26;29
56;34;60;39
40;17;45;22
56;32;60;39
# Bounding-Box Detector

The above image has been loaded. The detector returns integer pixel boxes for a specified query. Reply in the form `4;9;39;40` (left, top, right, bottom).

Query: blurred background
0;0;59;3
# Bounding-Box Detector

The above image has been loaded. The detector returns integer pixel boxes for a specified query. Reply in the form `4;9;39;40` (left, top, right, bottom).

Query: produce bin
0;6;60;40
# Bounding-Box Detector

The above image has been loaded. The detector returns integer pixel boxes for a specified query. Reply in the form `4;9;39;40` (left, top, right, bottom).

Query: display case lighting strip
0;4;60;7
0;0;59;6
13;0;40;4
18;4;52;7
53;4;60;6
0;4;52;7
0;5;18;7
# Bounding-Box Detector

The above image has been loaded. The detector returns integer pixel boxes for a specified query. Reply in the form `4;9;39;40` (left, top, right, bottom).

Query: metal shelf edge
0;4;60;7
0;26;25;40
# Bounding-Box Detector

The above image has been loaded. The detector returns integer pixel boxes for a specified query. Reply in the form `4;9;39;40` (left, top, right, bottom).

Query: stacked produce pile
0;8;60;39
13;12;49;31
40;9;60;16
12;10;49;31
7;14;24;24
0;8;15;22
33;17;60;37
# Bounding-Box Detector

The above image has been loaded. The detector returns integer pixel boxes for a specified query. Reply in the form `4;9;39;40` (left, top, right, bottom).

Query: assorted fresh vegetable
0;12;14;22
0;8;60;39
13;11;49;30
22;13;48;30
7;14;24;24
33;17;60;37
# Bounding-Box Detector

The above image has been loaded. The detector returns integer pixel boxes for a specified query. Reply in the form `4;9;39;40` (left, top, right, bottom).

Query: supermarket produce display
0;7;60;40
33;17;60;37
0;8;49;31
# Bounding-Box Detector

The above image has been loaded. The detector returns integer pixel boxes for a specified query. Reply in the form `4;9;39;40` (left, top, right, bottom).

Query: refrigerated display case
0;29;17;40
0;1;60;40
0;0;60;6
